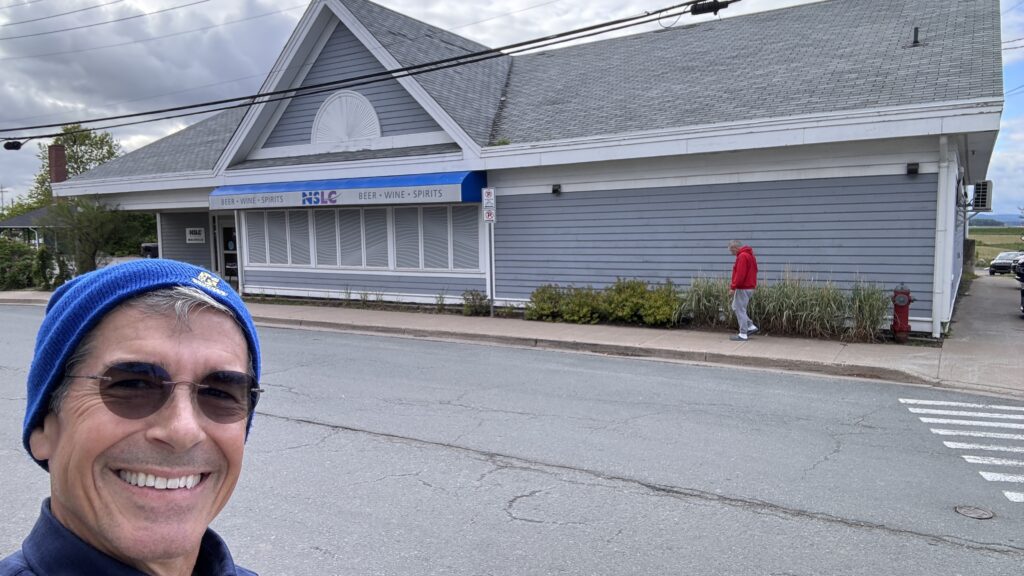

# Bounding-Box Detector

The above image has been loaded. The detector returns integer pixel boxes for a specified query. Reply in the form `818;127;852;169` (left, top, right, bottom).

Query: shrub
462;290;491;316
561;286;603;324
0;238;35;290
602;278;649;324
638;280;680;327
848;282;888;342
525;284;565;321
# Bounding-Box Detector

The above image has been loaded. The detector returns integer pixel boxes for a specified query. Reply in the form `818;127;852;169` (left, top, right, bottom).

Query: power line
0;0;124;27
0;0;715;138
0;3;304;62
4;0;566;124
1;1;717;141
0;0;209;41
1004;0;1024;14
0;0;46;10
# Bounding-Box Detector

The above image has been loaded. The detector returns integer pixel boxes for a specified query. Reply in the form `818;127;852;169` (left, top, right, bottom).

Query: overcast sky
0;0;1022;216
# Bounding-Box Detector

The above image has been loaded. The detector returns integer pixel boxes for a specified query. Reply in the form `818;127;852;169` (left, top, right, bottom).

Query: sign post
482;188;496;317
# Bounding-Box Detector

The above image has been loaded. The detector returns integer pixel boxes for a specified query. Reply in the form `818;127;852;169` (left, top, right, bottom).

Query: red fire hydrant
891;283;914;343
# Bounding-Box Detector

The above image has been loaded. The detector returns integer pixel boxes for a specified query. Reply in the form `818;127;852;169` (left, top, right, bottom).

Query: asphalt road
2;304;1023;575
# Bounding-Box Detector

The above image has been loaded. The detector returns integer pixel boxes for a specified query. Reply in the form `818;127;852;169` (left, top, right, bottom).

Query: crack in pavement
504;488;589;526
259;411;1024;557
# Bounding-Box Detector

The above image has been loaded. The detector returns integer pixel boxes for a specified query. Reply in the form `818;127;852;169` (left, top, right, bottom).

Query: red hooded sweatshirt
730;245;758;290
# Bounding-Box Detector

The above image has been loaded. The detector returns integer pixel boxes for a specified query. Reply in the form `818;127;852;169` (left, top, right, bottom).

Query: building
54;0;1003;337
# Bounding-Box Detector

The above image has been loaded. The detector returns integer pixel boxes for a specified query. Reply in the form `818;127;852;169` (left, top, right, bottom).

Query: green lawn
970;226;1024;265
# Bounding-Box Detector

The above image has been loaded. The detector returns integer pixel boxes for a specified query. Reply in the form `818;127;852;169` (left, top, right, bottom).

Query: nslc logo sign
301;190;339;205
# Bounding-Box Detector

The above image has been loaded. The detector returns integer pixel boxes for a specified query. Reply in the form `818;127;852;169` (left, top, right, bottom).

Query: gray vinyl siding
159;212;211;268
494;174;938;319
263;23;441;148
243;270;484;298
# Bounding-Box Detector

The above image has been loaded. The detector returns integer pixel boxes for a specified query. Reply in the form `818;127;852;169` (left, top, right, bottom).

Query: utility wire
1;0;564;124
0;0;46;10
0;0;713;139
0;0;123;27
1003;0;1024;14
0;0;209;41
4;4;703;140
0;3;304;62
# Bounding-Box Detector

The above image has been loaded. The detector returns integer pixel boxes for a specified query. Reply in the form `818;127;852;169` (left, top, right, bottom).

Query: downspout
931;136;949;338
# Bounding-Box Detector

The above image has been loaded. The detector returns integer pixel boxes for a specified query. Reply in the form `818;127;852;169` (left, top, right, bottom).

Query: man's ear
28;413;59;462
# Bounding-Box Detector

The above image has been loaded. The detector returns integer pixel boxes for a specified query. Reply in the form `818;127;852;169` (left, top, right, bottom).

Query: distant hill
983;213;1023;226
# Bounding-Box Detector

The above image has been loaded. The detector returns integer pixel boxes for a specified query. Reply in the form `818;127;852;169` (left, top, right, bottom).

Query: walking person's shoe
730;334;748;341
748;326;759;335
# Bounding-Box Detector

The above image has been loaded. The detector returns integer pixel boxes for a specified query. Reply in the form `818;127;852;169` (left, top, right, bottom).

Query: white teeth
118;470;201;491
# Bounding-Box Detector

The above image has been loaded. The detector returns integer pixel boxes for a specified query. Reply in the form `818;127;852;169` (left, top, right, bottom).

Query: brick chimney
48;144;68;184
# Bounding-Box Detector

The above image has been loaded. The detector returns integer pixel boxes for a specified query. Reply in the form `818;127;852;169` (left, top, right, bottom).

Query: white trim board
250;131;455;160
488;137;941;195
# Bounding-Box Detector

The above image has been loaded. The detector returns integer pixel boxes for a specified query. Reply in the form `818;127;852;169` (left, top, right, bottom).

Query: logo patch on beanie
191;271;227;297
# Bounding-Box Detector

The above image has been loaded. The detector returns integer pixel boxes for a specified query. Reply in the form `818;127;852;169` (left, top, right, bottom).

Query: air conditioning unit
971;181;993;212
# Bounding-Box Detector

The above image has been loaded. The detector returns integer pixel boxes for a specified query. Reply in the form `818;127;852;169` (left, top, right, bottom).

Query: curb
0;299;49;306
252;316;939;387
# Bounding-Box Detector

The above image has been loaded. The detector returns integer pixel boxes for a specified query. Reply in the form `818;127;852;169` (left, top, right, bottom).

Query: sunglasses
68;361;263;424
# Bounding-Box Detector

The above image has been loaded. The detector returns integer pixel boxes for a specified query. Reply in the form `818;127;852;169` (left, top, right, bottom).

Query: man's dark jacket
0;500;257;576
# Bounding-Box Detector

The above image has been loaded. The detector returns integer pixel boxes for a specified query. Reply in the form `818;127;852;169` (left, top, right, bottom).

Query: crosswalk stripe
1005;492;1024;502
909;408;1024;420
920;418;1024;430
963;456;1024;466
980;471;1024;483
945;442;1024;453
901;398;1024;412
930;429;1024;441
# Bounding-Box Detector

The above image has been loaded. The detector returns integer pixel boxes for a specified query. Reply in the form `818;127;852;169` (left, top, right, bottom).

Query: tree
27;124;121;208
40;197;149;275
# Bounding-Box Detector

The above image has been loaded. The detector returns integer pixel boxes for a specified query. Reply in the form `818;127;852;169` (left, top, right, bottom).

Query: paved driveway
939;272;1024;394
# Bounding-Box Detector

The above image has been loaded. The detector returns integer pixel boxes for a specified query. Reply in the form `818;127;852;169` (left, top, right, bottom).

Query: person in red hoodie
728;240;758;341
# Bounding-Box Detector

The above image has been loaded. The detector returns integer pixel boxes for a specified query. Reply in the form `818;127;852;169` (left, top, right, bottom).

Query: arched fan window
311;91;382;144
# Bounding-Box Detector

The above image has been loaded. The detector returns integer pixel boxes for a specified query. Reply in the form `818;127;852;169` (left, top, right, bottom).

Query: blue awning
210;171;486;210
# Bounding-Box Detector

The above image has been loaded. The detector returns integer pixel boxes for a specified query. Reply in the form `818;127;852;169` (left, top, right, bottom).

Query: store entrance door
216;216;238;286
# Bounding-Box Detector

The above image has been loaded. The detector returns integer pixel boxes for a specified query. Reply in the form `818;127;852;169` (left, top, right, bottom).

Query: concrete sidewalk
2;275;1020;398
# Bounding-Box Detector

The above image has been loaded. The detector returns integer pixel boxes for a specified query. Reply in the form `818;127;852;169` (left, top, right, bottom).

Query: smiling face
28;304;250;574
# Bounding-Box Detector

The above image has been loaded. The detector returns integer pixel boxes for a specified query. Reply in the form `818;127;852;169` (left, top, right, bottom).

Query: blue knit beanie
24;259;261;470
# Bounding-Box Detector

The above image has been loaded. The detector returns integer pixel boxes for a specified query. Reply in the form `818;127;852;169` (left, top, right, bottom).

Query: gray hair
728;240;742;250
49;286;246;414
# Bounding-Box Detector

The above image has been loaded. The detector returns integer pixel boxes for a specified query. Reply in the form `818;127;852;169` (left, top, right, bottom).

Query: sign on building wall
185;228;206;244
210;184;464;210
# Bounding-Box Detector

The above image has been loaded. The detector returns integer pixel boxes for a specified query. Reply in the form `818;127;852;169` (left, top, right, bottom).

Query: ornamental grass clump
748;275;847;338
848;282;888;342
678;277;731;327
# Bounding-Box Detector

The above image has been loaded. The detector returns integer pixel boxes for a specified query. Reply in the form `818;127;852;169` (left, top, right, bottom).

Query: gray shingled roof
68;107;247;182
70;0;1001;183
339;0;511;146
491;0;1003;144
228;143;461;170
0;205;55;228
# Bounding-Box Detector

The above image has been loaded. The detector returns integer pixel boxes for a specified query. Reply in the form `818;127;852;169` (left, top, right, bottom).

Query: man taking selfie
1;259;262;576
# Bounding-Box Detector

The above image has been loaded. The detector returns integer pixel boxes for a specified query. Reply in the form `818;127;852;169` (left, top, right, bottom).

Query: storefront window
245;206;480;272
